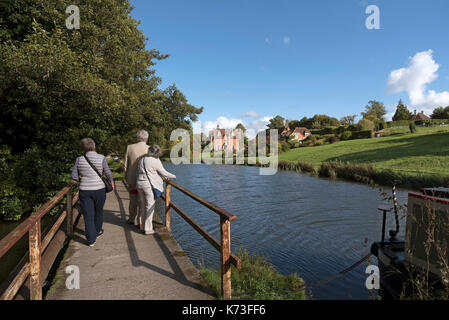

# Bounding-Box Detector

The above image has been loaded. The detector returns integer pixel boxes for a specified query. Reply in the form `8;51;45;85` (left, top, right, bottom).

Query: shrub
409;121;417;133
341;131;352;140
387;120;411;128
318;162;336;179
199;248;307;300
351;130;373;139
347;124;358;132
327;135;337;144
357;118;375;131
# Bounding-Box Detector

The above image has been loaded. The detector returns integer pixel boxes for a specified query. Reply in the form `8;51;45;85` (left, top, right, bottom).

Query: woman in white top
135;144;176;234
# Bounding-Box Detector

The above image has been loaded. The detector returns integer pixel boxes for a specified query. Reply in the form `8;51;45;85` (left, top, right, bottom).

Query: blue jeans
79;188;106;244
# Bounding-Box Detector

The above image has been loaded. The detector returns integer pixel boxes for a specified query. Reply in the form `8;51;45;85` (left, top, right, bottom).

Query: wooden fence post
66;187;73;237
29;220;42;300
221;216;231;300
165;184;171;232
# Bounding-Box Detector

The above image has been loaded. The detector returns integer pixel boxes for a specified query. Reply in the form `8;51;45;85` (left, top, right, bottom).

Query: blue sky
130;0;449;136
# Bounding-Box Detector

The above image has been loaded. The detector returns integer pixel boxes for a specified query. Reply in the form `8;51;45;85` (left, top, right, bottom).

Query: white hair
81;138;95;152
136;129;149;142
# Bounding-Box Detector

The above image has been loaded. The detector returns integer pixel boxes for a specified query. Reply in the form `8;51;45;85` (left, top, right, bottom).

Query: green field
278;126;449;177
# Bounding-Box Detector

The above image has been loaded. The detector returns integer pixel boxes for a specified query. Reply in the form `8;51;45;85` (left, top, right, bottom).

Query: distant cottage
410;110;430;121
280;124;311;142
208;125;243;152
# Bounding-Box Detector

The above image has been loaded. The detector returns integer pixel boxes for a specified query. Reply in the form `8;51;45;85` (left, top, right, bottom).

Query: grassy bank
277;125;449;189
279;126;449;176
199;249;307;300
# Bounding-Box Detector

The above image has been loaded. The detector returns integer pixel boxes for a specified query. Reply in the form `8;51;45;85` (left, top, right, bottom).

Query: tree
357;119;375;131
267;115;286;130
0;0;202;219
235;123;247;134
288;120;301;130
431;106;449;119
361;100;387;121
392;100;412;121
297;115;340;129
340;115;357;125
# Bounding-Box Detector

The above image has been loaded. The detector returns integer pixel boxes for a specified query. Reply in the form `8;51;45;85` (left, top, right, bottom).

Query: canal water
156;163;409;300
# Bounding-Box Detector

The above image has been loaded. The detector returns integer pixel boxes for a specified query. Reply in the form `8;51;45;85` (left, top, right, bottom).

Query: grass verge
199;249;307;300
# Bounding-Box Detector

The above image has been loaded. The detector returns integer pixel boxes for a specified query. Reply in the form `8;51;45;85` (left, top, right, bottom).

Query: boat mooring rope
306;253;372;289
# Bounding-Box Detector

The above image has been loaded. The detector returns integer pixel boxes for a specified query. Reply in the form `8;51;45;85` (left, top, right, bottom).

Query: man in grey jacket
124;130;149;228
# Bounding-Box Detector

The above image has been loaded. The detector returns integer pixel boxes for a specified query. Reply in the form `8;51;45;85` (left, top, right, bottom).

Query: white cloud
241;111;260;118
387;50;449;113
194;115;272;139
283;36;290;45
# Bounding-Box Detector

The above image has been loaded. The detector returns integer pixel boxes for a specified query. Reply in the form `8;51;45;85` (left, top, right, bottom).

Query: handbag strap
83;154;106;181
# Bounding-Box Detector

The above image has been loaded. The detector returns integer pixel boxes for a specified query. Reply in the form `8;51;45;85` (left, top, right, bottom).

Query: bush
199;248;307;300
357;119;375;131
409;121;417;133
341;131;352;140
387;120;411;128
0;147;27;220
327;135;337;144
351;130;373;139
347;124;358;132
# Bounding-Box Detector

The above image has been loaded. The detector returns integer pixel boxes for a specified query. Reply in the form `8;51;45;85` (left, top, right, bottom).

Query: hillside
278;126;449;177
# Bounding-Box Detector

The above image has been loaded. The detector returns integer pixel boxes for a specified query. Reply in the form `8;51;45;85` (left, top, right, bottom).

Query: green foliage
0;0;202;219
341;131;353;140
357;119;375;131
392;100;413;121
348;130;372;139
340;115;357;125
361;100;387;121
235;123;246;134
298;114;340;129
0;146;26;220
267;115;285;130
431;106;449;119
409;121;417;133
200;249;306;300
387;120;411;128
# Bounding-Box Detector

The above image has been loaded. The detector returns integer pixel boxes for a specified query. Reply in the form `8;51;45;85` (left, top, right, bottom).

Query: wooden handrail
0;184;74;259
164;179;237;222
162;179;241;300
0;183;77;300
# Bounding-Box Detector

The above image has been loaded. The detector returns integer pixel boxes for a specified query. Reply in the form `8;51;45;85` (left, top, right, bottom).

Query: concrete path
45;181;214;300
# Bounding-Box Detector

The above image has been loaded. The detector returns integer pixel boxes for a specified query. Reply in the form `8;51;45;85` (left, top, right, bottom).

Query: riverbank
160;125;449;190
199;249;307;300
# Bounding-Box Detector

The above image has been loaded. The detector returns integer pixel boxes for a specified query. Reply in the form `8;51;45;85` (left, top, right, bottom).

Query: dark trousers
79;188;106;244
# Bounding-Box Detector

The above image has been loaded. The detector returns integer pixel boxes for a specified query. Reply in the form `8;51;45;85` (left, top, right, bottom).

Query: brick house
208;125;243;152
280;124;311;142
410;110;430;121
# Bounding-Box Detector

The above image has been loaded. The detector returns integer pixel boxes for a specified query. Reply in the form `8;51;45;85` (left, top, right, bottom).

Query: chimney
414;110;417;115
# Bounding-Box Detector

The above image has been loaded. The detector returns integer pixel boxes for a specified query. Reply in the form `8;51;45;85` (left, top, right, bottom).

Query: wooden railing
162;179;241;300
0;183;78;300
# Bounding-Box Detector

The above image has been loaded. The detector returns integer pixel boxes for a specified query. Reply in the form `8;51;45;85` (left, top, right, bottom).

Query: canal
0;163;410;299
156;163;409;300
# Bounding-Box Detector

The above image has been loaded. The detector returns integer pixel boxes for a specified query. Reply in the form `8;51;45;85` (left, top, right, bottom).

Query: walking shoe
97;229;104;237
88;241;96;247
144;230;155;235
